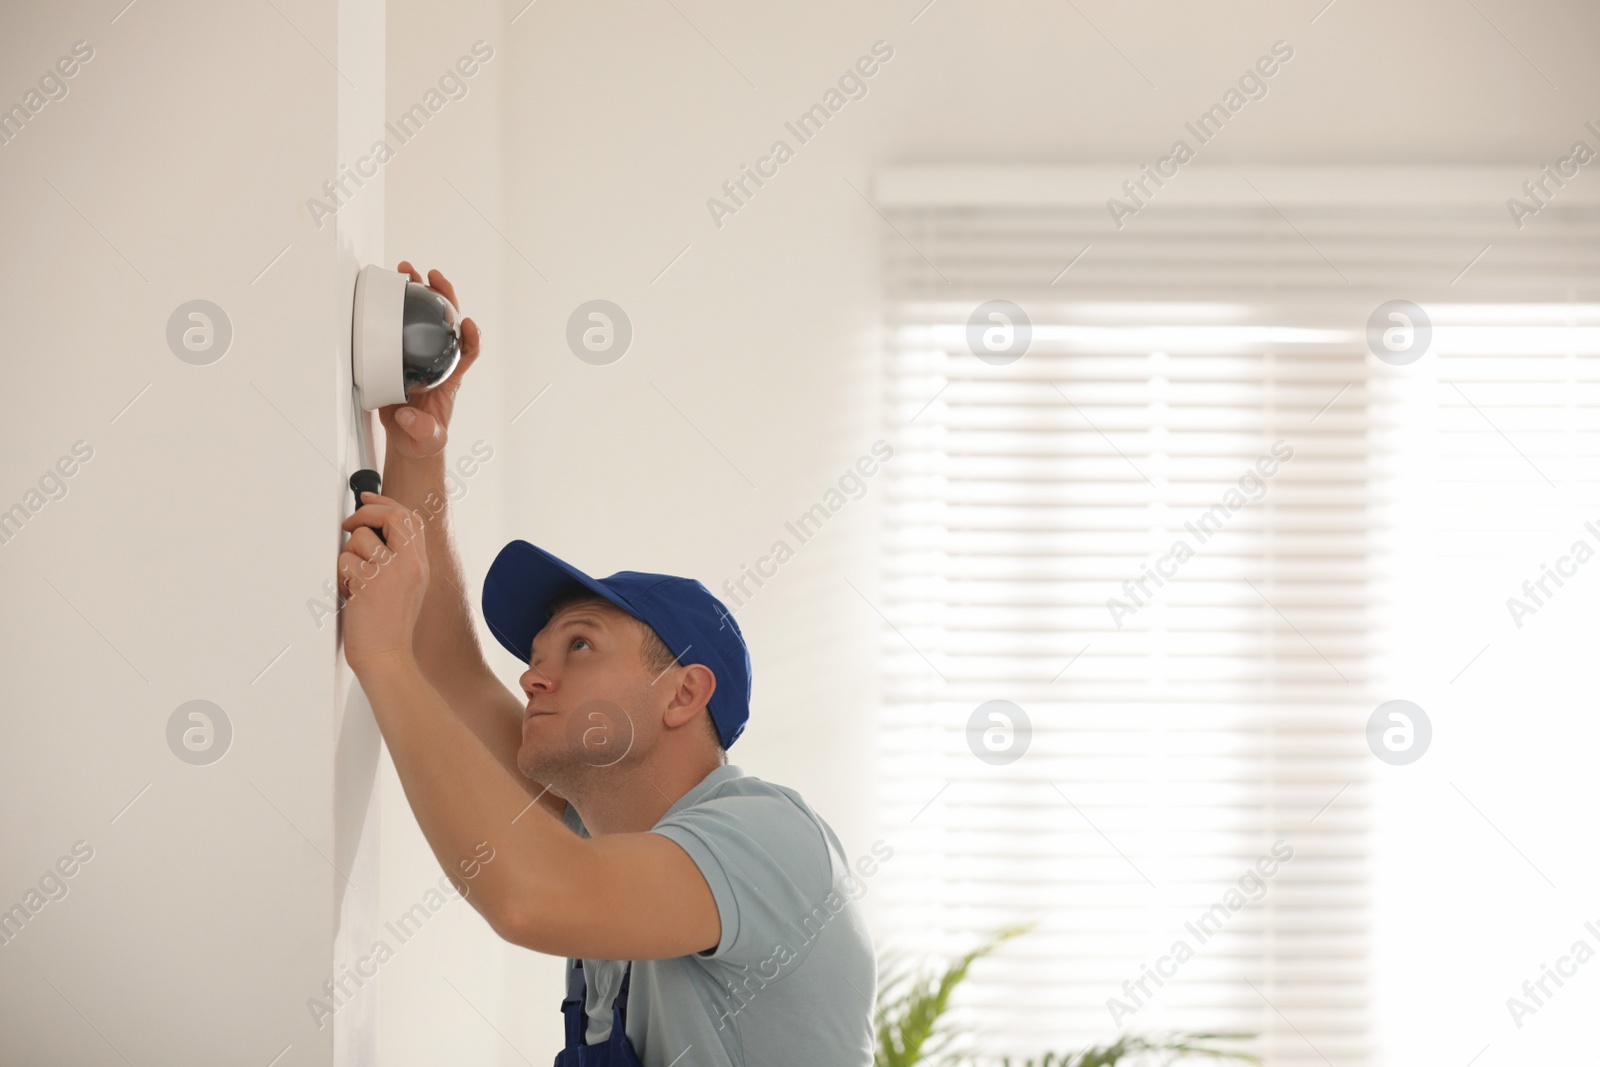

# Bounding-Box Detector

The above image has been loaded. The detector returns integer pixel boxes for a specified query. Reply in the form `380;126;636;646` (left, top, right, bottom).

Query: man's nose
521;662;555;694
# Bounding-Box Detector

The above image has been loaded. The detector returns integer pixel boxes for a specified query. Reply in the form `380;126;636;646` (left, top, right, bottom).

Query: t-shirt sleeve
649;790;836;969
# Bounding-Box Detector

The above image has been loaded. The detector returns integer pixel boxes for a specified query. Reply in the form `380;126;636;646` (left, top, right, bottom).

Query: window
871;169;1600;1065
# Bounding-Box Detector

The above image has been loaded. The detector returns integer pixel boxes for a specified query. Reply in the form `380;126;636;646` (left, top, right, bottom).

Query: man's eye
571;637;590;651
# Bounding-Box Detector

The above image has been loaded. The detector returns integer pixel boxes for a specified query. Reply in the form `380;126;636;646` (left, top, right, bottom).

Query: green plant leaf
872;922;1260;1067
873;922;1036;1067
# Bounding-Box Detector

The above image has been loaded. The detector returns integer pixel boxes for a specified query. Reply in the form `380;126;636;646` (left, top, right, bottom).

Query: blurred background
2;0;1598;1064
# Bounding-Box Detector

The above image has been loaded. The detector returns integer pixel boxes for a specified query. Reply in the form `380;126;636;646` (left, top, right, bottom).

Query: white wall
374;4;528;1065
0;0;384;1063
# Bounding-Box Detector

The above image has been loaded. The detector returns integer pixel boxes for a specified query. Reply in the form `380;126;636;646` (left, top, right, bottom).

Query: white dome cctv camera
352;264;461;411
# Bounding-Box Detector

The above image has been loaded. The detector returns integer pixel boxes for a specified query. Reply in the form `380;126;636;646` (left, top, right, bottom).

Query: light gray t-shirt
558;764;876;1066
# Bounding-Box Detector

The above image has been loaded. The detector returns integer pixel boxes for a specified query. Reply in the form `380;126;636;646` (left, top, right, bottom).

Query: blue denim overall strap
554;958;645;1066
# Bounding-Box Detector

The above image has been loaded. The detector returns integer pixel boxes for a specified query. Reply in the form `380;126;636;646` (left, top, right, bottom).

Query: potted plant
873;922;1260;1067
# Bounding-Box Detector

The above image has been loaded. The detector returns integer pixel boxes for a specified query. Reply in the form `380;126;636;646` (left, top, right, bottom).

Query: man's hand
380;261;481;459
338;491;431;676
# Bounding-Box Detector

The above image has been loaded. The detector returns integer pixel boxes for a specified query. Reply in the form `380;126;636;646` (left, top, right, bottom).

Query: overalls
554;958;647;1066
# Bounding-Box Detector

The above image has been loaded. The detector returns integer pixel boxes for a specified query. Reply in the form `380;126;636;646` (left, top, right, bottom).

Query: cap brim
481;540;638;664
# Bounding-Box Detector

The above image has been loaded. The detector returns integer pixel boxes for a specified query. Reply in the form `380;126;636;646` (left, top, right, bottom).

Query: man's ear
661;663;716;730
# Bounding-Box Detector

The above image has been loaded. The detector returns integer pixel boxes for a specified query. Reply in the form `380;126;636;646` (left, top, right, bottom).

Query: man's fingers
376;504;427;548
373;403;445;458
344;524;387;560
343;493;425;545
336;519;416;598
337;548;386;594
395;264;458;317
385;404;445;450
438;318;480;389
341;493;401;531
428;269;459;310
337;550;368;598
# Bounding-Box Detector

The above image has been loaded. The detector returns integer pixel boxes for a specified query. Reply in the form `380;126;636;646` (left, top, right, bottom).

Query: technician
336;262;876;1066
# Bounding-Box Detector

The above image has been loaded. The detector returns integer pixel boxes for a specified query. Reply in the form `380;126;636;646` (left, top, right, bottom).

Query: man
335;262;876;1066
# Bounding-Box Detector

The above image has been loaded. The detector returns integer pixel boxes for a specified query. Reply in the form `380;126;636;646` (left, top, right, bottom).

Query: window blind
870;168;1600;1065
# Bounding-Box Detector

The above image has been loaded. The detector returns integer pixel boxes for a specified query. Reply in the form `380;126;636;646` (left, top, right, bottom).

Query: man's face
515;599;655;785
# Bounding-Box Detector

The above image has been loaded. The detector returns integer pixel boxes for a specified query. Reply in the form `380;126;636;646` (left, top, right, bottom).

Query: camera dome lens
400;283;461;397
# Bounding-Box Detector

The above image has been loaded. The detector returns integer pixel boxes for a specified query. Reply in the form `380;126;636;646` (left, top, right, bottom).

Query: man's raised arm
372;261;565;820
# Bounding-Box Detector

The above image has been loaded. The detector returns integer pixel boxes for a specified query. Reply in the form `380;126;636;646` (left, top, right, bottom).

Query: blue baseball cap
481;540;751;748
